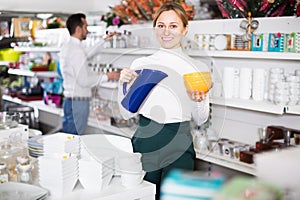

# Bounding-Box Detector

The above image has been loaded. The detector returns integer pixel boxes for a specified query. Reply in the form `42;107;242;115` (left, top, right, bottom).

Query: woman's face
154;10;188;49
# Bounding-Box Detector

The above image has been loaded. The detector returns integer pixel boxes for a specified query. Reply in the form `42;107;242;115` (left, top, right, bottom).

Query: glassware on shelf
0;162;9;183
193;126;209;153
16;162;33;184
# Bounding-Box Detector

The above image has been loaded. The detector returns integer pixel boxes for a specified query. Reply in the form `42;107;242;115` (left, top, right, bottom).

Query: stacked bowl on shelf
37;133;80;198
268;68;300;105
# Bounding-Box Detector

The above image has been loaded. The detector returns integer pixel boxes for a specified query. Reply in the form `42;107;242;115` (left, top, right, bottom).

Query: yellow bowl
183;72;212;93
0;48;21;61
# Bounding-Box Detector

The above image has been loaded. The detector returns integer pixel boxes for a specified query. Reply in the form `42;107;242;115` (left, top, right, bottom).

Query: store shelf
88;117;135;138
101;48;300;60
285;105;300;115
2;95;63;116
8;68;59;78
195;149;256;175
14;46;61;52
211;97;285;115
101;48;157;55
0;61;10;65
187;50;300;60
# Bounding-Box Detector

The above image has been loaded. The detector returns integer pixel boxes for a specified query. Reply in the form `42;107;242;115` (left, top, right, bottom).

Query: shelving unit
101;48;300;115
14;46;61;53
3;17;299;177
211;98;285;115
187;50;300;61
0;61;10;65
285;105;300;115
101;48;157;55
195;149;256;175
8;68;59;78
101;48;300;60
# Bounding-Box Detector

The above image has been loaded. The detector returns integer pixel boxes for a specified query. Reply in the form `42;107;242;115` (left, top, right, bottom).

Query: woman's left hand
188;90;206;102
187;82;213;102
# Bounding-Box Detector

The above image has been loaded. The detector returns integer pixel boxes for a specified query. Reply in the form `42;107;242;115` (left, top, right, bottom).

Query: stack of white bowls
222;67;240;99
38;154;78;198
43;132;80;155
79;134;145;189
286;70;300;105
252;68;266;101
38;133;80;198
117;153;145;188
78;157;114;191
268;68;300;105
268;68;287;104
239;68;252;100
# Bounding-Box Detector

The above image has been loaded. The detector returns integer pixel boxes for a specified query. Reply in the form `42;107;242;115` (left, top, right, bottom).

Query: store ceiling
0;0;120;16
0;0;216;16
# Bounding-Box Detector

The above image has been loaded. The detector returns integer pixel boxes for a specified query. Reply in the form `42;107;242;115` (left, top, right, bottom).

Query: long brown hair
152;2;188;28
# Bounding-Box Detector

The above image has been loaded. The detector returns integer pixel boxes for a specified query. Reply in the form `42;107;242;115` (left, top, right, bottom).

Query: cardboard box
12;18;31;37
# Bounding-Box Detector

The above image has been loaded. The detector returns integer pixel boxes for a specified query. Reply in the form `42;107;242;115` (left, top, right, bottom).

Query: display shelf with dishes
99;47;300;116
98;17;299;116
210;97;286;115
195;149;256;176
101;48;300;61
87;116;135;138
187;50;300;61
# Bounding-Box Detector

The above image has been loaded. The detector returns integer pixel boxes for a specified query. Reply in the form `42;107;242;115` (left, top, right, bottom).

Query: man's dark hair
66;13;86;35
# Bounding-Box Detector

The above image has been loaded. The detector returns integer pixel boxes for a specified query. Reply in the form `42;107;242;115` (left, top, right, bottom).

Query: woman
118;2;211;198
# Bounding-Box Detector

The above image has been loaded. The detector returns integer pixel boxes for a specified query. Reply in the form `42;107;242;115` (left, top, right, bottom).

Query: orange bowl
183;72;212;93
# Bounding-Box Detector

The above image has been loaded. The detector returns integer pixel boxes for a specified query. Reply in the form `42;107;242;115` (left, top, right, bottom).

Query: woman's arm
191;95;210;126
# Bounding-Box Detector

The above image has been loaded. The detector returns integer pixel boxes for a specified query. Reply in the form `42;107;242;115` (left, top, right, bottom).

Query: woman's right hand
119;68;139;84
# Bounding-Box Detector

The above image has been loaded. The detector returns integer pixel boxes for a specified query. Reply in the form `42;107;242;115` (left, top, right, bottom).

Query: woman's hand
187;82;213;102
188;90;206;102
119;68;139;84
120;68;138;84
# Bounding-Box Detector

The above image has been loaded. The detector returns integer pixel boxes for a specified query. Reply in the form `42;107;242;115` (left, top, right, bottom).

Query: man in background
60;13;119;135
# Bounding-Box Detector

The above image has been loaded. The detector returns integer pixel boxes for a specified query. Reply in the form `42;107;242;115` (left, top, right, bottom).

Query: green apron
131;115;195;188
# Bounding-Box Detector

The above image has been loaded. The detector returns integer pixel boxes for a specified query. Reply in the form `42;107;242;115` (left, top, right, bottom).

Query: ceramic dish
0;182;48;200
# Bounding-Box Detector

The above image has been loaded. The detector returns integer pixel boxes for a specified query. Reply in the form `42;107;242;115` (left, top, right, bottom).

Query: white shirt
118;48;210;126
59;37;107;98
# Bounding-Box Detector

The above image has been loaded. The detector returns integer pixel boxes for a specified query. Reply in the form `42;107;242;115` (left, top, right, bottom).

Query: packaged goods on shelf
268;33;284;52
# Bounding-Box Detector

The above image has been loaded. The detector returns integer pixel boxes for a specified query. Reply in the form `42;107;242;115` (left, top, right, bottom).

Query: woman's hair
152;2;188;28
66;13;86;35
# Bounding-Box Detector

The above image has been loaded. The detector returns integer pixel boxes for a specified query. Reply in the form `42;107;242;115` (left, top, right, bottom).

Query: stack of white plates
38;154;78;198
0;182;49;200
27;135;45;158
79;157;114;191
43;132;80;155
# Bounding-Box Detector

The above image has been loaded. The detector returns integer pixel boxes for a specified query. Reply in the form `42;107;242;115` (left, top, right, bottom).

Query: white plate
0;182;48;200
28;128;42;138
214;35;227;50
